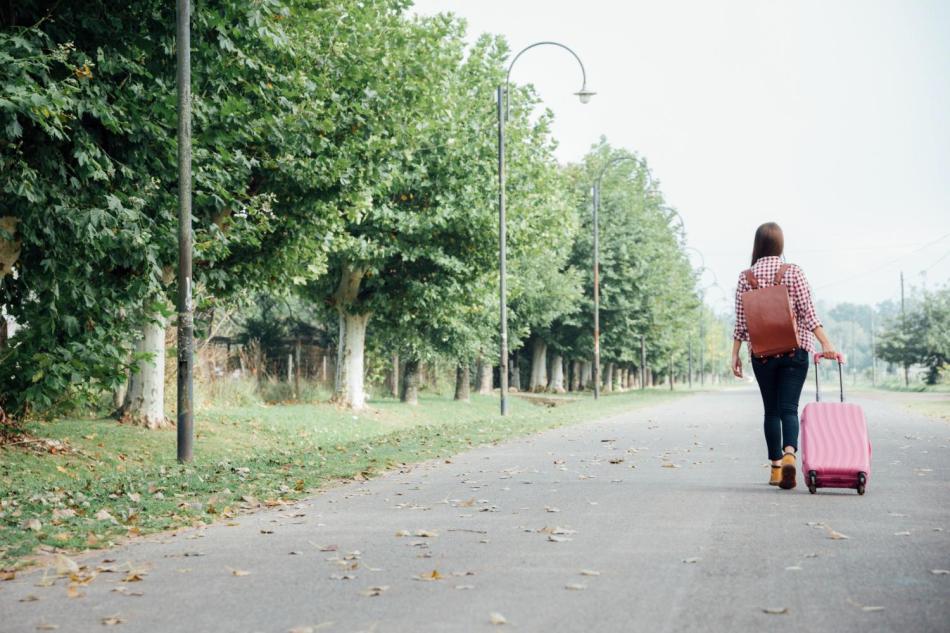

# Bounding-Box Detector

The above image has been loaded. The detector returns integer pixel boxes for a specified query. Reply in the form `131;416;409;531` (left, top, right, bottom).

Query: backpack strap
774;263;791;286
744;269;759;289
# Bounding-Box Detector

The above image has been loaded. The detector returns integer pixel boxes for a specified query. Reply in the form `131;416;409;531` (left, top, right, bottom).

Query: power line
815;232;950;290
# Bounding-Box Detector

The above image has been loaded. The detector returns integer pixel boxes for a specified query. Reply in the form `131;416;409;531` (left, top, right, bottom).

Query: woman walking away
731;222;838;490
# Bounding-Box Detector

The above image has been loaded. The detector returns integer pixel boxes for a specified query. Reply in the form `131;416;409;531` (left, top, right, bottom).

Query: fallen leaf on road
930;569;949;575
66;584;84;599
230;569;251;577
828;530;850;540
762;607;789;615
893;531;911;536
681;557;701;564
661;463;680;469
862;606;885;612
54;555;79;576
609;458;625;464
565;583;586;590
545;506;561;513
455;584;475;590
548;535;572;543
414;569;444;581
101;614;125;626
35;624;59;631
414;530;438;538
361;585;389;597
260;529;274;535
785;566;802;571
580;569;601;576
20;594;40;602
329;574;356;580
489;612;507;625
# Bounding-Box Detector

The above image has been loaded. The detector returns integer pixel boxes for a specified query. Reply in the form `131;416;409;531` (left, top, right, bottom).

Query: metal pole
497;86;509;416
176;0;194;463
640;336;646;390
699;314;705;387
592;183;601;399
900;271;908;386
870;310;876;386
688;339;692;389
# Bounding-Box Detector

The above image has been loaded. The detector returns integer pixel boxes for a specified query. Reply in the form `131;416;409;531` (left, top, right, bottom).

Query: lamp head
575;87;596;104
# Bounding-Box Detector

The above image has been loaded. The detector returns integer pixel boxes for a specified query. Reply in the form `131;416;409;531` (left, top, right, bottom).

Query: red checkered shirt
733;256;822;354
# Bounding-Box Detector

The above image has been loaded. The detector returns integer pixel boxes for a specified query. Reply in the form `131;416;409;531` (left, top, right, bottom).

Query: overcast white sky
412;0;950;312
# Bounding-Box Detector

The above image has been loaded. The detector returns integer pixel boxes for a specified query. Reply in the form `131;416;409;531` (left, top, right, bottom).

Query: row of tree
0;0;714;429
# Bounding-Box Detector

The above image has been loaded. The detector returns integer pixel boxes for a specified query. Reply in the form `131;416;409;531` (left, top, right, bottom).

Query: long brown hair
751;222;784;265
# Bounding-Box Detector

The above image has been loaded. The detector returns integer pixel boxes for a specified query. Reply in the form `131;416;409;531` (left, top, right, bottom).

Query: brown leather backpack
741;264;799;358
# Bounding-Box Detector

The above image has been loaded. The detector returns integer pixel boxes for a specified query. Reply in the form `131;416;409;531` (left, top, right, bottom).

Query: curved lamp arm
504;41;595;119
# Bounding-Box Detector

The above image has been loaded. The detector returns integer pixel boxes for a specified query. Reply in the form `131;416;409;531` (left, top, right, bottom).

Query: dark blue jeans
751;348;809;461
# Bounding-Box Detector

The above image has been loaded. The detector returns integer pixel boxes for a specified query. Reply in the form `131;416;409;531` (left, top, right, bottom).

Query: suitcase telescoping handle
813;352;847;403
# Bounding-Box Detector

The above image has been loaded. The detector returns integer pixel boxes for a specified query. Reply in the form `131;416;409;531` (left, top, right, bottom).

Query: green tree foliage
0;0;348;419
878;286;949;385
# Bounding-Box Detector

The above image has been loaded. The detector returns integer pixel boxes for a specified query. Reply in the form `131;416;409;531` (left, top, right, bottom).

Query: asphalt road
1;386;948;633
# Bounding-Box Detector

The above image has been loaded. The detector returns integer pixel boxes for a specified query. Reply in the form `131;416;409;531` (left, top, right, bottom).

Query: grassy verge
0;389;680;570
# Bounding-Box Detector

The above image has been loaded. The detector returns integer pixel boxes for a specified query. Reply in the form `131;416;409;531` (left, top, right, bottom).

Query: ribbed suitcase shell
800;401;871;489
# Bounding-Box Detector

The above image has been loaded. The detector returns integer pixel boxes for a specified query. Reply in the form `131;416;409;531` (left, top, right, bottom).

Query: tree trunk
570;360;581;392
509;352;521;392
122;311;169;429
454;363;471;402
332;265;369;410
581;361;592;389
477;354;493;394
529;339;548;392
617;367;626;392
604;362;615;393
401;358;420;405
548;354;565;393
389;353;400;399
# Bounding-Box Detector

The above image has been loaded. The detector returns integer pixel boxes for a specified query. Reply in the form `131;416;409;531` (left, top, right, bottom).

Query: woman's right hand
820;344;838;360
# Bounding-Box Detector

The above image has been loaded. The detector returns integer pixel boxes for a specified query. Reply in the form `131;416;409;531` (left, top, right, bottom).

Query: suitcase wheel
856;472;867;496
807;470;817;494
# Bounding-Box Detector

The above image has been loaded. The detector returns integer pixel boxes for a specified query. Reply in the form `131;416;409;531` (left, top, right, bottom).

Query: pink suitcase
800;353;871;494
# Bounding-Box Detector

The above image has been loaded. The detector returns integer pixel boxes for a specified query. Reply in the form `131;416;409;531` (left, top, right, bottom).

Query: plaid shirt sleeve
733;272;750;341
789;264;822;332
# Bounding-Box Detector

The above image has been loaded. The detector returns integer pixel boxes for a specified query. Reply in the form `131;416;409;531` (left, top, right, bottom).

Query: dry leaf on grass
762;607;789;615
489;612;507;625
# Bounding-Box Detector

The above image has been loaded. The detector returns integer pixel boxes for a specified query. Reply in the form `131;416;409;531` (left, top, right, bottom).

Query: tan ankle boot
780;452;797;489
770;465;782;486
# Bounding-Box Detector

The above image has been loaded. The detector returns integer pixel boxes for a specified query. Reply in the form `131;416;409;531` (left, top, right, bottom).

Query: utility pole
870;309;876;386
176;0;194;463
901;271;908;386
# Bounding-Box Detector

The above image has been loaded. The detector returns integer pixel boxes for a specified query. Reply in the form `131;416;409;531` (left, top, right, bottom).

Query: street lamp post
498;42;594;416
176;0;194;463
591;155;638;399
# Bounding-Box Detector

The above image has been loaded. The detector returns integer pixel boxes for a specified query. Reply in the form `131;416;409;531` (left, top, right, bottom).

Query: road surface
1;386;948;632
